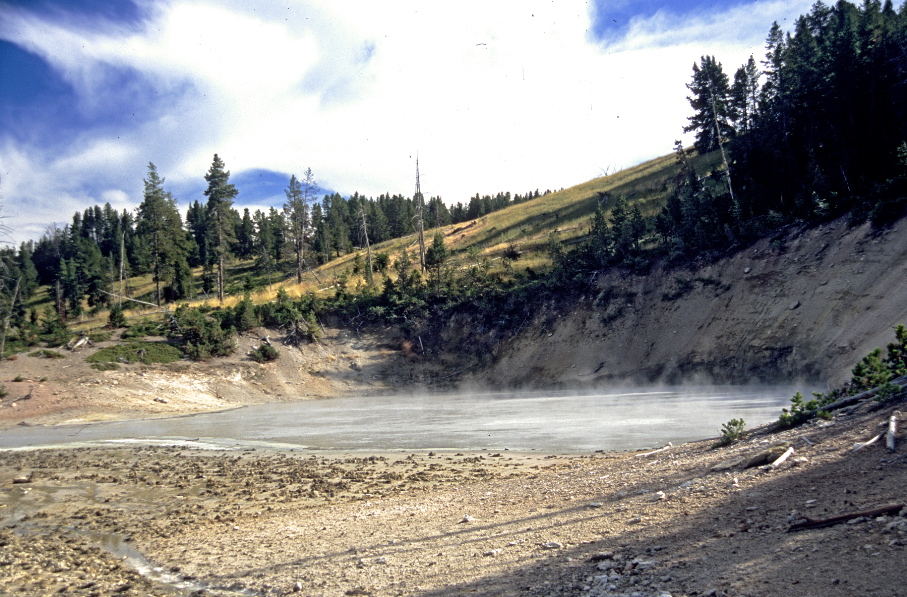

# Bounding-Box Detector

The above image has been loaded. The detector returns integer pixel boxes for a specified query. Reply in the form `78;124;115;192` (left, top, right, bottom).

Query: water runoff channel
0;386;801;595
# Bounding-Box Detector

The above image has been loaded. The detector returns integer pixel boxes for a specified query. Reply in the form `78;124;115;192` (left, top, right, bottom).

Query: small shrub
88;330;112;344
87;342;183;365
107;303;127;329
715;418;746;446
874;381;903;402
121;319;165;340
91;362;120;371
249;343;279;363
12;375;24;382
29;349;65;359
0;384;7;398
779;391;836;428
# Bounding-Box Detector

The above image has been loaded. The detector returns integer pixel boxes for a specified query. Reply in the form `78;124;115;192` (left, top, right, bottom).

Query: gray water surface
0;387;799;452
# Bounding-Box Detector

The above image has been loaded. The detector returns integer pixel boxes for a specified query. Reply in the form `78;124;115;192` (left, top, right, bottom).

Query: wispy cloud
0;0;817;244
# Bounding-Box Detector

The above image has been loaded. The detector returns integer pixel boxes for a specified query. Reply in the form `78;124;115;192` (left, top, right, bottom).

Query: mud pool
0;387;802;452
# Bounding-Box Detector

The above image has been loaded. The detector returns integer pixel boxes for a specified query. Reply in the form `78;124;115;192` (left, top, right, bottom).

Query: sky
0;0;817;245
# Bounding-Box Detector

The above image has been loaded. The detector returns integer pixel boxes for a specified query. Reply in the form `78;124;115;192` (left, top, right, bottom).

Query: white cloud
0;0;820;243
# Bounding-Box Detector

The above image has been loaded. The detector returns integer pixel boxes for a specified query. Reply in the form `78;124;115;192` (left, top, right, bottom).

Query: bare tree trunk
360;204;373;284
0;277;21;362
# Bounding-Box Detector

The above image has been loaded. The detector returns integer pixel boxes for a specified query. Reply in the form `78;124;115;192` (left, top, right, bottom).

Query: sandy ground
1;395;905;597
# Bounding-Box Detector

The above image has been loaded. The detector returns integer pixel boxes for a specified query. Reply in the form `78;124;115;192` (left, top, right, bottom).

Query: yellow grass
47;148;723;328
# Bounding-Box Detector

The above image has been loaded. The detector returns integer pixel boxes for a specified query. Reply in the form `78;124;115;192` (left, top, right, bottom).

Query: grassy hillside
50;149;722;330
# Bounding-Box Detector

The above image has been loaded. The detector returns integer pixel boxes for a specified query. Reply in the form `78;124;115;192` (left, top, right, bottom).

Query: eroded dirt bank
1;398;906;597
468;218;907;390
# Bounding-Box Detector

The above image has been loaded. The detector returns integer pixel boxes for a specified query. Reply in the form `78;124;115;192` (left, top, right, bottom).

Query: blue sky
0;0;816;244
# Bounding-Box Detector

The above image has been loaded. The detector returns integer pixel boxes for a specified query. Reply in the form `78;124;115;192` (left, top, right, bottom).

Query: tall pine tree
203;154;238;302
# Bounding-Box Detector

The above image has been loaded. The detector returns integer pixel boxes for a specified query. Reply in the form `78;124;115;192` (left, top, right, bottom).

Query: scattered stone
711;457;745;472
743;445;790;468
541;541;562;550
459;515;476;524
651;491;666;501
588;502;604;508
789;300;801;310
292;581;302;592
12;473;32;484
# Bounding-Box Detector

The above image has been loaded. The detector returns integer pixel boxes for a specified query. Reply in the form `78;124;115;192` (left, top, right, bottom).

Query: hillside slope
460;217;907;390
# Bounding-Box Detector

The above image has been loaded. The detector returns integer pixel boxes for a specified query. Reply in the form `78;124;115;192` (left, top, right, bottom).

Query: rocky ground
1;395;905;597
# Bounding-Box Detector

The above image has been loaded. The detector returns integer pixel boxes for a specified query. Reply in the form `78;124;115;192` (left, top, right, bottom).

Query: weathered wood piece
852;432;884;452
764;446;795;470
888;412;899;452
788;504;905;532
635;443;672;458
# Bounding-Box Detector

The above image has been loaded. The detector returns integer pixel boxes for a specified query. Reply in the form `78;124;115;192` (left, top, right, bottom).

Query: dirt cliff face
462;218;907;390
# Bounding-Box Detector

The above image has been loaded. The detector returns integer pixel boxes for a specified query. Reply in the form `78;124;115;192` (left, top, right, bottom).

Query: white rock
542;541;562;550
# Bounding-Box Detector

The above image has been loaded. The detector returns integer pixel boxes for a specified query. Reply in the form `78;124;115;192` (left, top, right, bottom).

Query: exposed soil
1;398;906;597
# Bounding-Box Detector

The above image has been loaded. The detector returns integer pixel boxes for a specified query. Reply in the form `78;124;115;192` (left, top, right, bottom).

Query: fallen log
808;375;907;416
888;412;899;452
788;504;905;532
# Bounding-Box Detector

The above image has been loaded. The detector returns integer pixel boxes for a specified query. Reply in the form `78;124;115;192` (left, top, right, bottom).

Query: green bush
121;319;166;340
107;303;127;329
86;341;183;365
250;343;279;363
779;391;835;428
715;418;746;446
0;384;6;398
39;307;70;347
29;349;65;359
169;305;235;360
91;362;120;371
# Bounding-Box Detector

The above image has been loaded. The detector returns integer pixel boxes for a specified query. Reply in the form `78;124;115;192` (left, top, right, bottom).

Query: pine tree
730;56;760;135
203;154;238;302
284;168;316;284
424;231;448;292
136;163;187;306
684;56;734;154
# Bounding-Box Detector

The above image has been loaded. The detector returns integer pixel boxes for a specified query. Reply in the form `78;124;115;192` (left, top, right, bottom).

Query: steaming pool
0;387;805;452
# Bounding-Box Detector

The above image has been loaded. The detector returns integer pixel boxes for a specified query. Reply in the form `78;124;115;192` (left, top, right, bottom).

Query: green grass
28;349;66;359
90;362;120;371
86;341;183;365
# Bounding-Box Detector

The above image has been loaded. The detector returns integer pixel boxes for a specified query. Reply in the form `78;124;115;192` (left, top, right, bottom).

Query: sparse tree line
5;155;550;323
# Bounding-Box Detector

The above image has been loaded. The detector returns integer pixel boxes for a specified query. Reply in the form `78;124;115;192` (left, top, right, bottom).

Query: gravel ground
1;398;906;597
